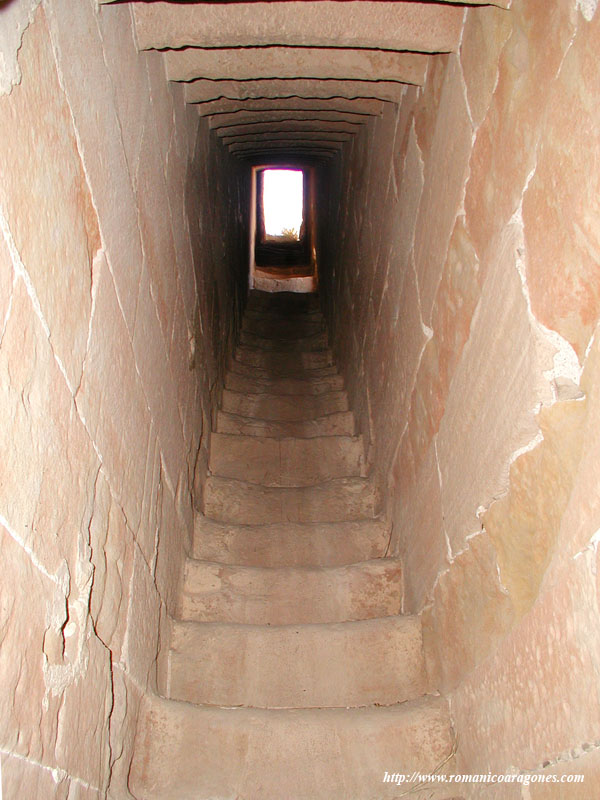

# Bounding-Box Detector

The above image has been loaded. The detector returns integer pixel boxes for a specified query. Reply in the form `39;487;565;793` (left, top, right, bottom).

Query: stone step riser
228;357;338;380
203;475;376;525
168;616;427;709
221;388;348;422
193;516;391;567
242;319;325;339
224;371;344;396
235;346;333;371
180;558;402;625
216;410;356;439
239;329;329;351
209;433;364;486
130;696;456;800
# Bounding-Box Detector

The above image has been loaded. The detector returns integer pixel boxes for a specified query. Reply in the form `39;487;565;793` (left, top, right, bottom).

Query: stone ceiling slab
209;110;371;131
185;79;407;104
225;132;351;146
165;47;428;85
130;2;467;53
216;121;361;138
197;97;386;118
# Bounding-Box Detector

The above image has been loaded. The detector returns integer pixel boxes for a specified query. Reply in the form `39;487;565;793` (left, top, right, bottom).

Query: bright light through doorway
262;169;304;240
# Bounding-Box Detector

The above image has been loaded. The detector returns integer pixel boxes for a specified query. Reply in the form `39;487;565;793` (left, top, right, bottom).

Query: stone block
133;265;185;489
436;222;555;555
129;694;454;800
0;7;98;390
169;615;426;708
523;12;600;360
181;558;403;625
0;222;15;339
464;0;578;259
484;398;587;617
451;551;600;775
395;440;448;614
422;533;516;694
460;6;513;129
413;56;474;326
0;752;70;800
123;546;160;689
106;666;144;799
89;471;135;661
45;0;145;333
154;480;186;615
0;279;99;575
53;631;112;789
193;516;390;568
203;476;376;525
76;254;150;534
0;523;64;761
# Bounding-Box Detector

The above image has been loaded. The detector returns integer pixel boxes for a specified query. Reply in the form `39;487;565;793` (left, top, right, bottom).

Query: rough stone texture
451;552;600;776
197;96;386;118
166;47;428;84
132;1;465;52
185;78;408;104
169;616;426;708
203;475;376;525
0;7;99;391
193;516;390;568
0;2;239;796
422;533;516;694
209;432;364;486
130;695;455;800
181;558;403;625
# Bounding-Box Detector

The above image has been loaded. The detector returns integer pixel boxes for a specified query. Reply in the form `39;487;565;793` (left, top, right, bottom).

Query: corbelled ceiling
98;0;511;163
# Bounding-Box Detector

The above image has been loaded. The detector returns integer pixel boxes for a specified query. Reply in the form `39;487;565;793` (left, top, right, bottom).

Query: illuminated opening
262;169;304;241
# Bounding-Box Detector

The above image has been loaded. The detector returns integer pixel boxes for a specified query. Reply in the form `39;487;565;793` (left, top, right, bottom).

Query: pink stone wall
0;3;246;796
321;0;600;788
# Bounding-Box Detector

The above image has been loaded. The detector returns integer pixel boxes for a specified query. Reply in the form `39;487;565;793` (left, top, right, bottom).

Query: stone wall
320;0;600;788
0;2;246;796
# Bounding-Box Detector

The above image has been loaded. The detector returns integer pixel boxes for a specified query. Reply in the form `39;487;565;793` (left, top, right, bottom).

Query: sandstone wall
320;0;600;788
0;2;245;796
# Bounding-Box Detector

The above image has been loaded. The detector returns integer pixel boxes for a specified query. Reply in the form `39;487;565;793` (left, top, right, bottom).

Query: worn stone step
225;370;344;396
216;409;356;438
242;316;324;339
130;695;455;800
239;329;329;351
235;345;333;371
228;356;338;380
168;615;426;709
193;516;390;567
203;475;376;524
180;557;402;624
209;432;364;486
246;290;320;314
221;388;348;421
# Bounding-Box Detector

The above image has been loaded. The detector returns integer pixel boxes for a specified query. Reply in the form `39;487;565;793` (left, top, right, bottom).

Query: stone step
239;329;329;351
221;388;348;421
168;616;426;709
246;290;320;314
235;345;333;371
228;356;338;380
216;409;356;438
203;475;376;524
180;557;402;624
225;370;344;396
193;516;391;567
130;695;455;800
209;432;364;486
242;316;324;339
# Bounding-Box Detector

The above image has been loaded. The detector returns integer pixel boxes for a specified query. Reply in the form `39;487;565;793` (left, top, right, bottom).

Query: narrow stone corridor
130;291;454;798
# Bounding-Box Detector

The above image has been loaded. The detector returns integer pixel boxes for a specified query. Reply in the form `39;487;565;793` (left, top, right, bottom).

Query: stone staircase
129;291;457;799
